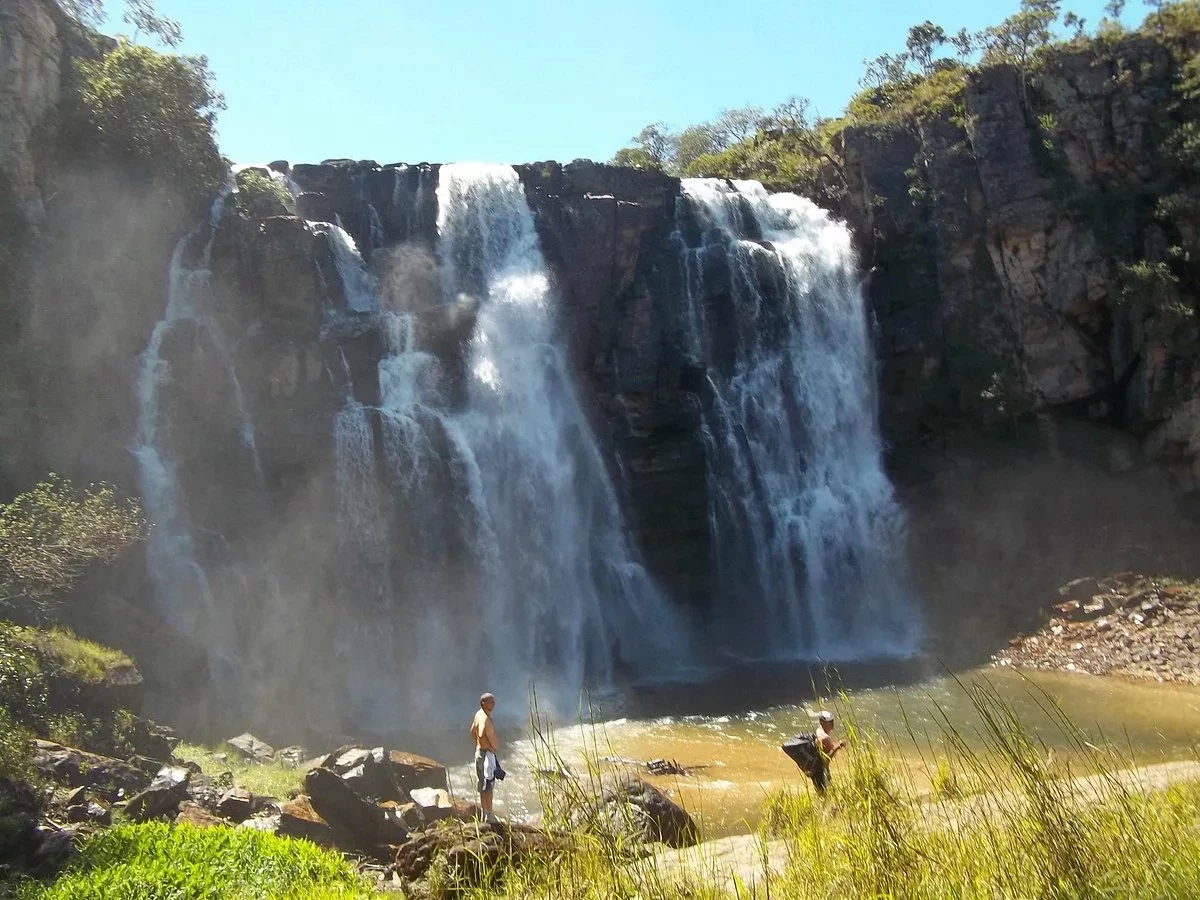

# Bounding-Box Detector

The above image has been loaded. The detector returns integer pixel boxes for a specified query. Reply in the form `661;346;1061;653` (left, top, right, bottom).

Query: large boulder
388;750;449;795
392;820;565;887
311;745;448;803
31;742;150;799
175;802;223;829
215;787;256;823
578;775;698;849
278;796;337;846
125;766;191;822
226;733;275;763
304;767;407;849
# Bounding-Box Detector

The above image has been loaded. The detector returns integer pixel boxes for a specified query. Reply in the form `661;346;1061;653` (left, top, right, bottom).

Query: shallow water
446;666;1200;838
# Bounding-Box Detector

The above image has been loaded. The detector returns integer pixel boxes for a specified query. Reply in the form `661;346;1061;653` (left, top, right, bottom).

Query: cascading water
357;163;689;719
131;184;264;690
679;178;921;660
328;220;380;313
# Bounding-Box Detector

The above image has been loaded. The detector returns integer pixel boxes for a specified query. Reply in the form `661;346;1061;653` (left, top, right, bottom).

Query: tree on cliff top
0;475;144;615
56;0;182;47
55;38;226;206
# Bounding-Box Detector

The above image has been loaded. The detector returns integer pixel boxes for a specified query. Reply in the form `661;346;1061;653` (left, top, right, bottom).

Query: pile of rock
993;574;1200;684
24;733;701;892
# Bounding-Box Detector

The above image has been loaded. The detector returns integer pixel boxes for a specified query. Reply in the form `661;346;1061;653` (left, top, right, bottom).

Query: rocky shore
12;730;698;892
992;574;1200;685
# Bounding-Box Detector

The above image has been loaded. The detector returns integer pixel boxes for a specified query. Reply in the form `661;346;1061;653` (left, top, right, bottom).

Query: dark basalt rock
578;775;699;848
226;733;275;763
304;767;407;848
32;742;150;799
295;191;336;222
125;766;191;822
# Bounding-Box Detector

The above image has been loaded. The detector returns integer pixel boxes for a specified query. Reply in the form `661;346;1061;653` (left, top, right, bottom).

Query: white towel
482;750;497;783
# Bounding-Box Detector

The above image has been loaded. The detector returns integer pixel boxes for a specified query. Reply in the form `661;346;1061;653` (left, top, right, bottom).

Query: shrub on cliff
0;475;144;617
52;38;225;209
235;169;294;219
0;622;143;755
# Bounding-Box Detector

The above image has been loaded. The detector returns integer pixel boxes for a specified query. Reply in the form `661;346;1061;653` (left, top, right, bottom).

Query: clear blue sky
146;0;1136;166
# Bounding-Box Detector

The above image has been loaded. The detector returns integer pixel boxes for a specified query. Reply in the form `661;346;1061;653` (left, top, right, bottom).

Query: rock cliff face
841;36;1200;503
0;0;62;223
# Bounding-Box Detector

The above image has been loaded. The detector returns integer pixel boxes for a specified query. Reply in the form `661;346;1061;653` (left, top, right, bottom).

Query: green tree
674;124;719;171
950;27;977;58
709;106;767;146
768;95;812;132
1063;10;1088;37
236;169;294;218
906;21;948;73
56;0;182;47
610;146;660;169
979;0;1062;108
0;476;145;614
57;39;226;205
123;0;182;47
860;52;911;90
55;0;105;26
979;0;1062;69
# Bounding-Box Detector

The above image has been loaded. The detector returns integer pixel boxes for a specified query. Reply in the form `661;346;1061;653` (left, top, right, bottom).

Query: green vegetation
0;622;141;757
51;35;226;208
14;823;377;900
5;625;132;684
0;707;36;784
235;169;294;219
0;475;144;616
56;1;183;47
0;475;146;768
173;742;305;801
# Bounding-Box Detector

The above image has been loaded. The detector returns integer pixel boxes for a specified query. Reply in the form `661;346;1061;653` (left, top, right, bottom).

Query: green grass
17;625;133;684
173;742;305;801
13;822;379;899
0;622;132;686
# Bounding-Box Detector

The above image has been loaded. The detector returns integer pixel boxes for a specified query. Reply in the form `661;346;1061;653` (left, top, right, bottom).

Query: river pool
445;665;1200;837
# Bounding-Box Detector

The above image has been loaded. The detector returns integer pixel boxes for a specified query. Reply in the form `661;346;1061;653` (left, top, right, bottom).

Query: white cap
818;710;834;723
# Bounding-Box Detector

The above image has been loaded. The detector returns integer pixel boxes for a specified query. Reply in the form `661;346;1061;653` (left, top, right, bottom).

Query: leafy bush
0;475;144;615
14;823;376;899
0;623;140;757
55;38;225;208
235;169;294;219
0;707;36;785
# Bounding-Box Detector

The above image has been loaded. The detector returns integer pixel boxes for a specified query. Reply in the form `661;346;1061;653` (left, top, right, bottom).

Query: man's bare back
471;706;497;755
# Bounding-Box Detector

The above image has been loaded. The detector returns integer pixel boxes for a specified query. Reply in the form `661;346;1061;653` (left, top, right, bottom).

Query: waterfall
372;163;686;715
680;178;921;660
131;184;260;681
328;220;380;313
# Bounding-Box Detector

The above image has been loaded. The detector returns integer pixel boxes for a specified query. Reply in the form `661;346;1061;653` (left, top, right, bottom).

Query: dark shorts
476;754;492;794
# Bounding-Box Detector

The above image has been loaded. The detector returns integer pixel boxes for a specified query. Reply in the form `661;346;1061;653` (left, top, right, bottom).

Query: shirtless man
470;692;499;819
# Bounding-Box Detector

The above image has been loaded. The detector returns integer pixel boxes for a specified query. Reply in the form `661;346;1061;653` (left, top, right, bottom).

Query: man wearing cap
812;710;846;794
783;710;847;794
470;692;499;820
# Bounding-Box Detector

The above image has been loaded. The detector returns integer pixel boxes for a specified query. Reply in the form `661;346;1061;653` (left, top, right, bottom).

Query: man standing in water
471;692;499;821
781;710;846;794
